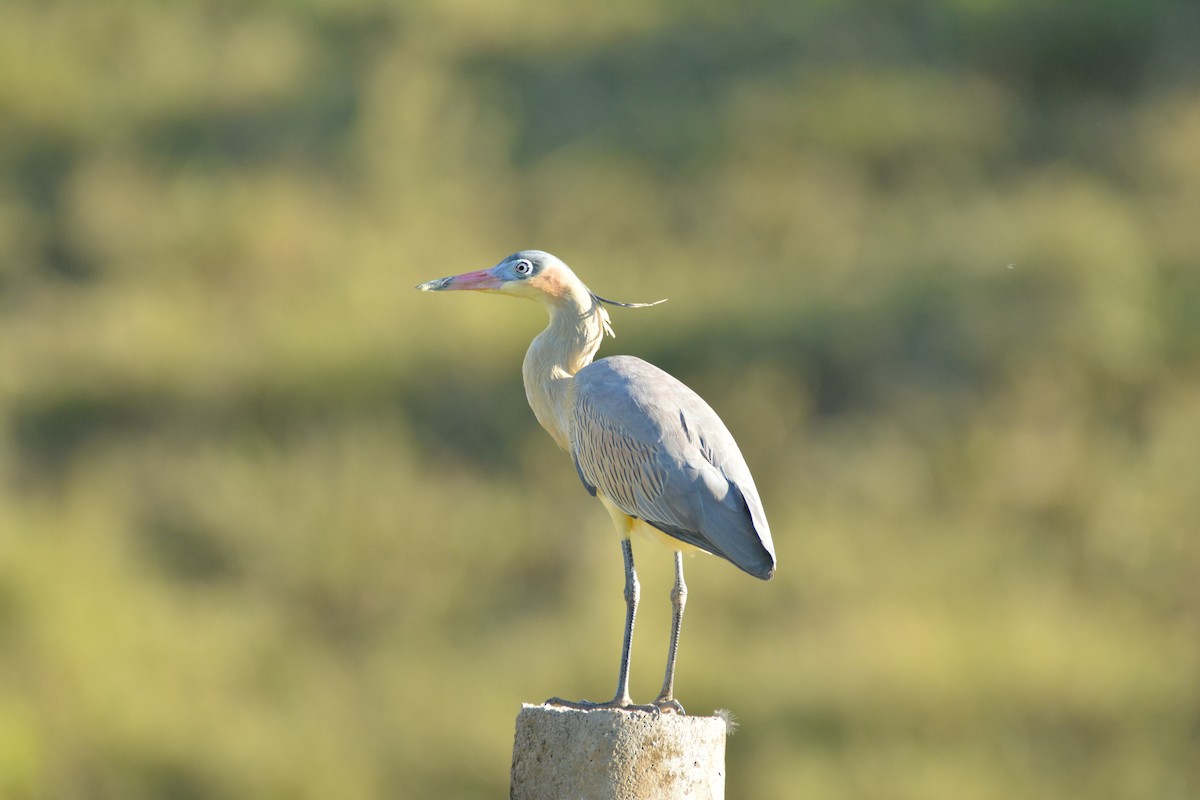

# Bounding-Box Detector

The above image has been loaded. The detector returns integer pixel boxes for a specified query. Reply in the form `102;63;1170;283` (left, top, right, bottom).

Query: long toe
545;696;661;715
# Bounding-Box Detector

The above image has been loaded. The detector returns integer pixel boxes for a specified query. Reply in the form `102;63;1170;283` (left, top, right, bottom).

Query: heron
417;250;775;714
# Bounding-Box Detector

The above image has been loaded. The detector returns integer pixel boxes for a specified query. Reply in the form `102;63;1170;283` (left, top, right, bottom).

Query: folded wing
571;356;775;580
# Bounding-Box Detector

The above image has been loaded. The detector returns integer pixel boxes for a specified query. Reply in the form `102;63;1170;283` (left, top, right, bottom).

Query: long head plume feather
589;293;667;339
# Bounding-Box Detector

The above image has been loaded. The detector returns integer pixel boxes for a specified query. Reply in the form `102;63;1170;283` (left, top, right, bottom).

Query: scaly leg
547;538;658;713
653;551;687;714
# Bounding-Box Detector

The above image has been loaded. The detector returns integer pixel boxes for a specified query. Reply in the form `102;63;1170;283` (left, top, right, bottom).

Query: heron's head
417;251;666;317
416;250;583;307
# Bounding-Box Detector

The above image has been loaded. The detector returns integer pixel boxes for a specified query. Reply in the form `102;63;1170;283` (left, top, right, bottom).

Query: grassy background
2;0;1199;797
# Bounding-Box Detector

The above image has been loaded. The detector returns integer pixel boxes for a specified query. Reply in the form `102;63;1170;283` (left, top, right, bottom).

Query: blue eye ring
514;259;533;276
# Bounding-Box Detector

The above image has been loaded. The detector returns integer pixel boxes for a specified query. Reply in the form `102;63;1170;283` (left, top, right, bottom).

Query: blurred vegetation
2;0;1199;797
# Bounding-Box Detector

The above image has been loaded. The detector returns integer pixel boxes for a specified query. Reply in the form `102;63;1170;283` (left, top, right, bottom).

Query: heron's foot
653;696;686;715
544;696;661;715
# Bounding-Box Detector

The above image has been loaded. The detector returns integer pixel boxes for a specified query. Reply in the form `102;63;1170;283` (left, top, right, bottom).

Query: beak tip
416;278;448;292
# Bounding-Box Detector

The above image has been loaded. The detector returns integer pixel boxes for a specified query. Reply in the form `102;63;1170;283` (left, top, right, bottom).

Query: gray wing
571;355;776;580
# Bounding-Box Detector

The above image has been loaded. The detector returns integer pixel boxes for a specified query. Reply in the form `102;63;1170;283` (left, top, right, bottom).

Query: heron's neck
522;293;611;451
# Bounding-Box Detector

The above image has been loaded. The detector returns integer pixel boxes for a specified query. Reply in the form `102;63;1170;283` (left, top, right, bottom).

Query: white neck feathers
521;288;612;451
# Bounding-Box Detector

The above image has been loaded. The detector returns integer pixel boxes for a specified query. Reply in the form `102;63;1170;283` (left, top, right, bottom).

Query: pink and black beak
416;267;504;293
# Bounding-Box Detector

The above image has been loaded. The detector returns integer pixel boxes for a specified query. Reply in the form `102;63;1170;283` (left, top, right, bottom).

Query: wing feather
571;356;776;579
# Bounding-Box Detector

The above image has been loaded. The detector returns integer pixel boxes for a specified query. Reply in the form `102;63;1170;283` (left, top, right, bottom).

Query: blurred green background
2;0;1199;797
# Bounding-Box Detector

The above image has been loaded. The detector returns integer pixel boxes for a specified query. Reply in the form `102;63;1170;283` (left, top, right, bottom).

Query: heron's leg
654;551;687;714
546;538;658;713
611;536;639;706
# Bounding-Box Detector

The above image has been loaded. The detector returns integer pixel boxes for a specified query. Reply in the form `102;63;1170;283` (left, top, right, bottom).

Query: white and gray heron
417;250;776;714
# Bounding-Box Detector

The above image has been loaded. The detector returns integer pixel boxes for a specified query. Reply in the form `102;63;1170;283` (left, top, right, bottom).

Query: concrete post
510;704;727;800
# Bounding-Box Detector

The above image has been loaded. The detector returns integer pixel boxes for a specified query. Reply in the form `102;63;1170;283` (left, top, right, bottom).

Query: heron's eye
513;259;533;276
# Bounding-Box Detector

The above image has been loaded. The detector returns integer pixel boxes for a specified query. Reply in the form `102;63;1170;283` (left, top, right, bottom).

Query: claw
653;697;686;715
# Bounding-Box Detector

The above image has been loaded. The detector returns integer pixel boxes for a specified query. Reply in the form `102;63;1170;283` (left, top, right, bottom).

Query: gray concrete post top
511;704;729;800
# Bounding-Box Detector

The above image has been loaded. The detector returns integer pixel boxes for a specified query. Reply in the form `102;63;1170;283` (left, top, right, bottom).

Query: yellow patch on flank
598;494;706;555
632;518;707;555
